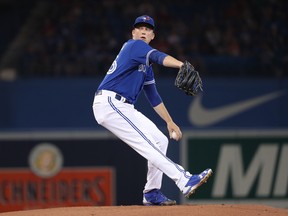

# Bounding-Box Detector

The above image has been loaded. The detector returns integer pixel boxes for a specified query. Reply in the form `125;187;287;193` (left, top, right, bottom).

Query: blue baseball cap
133;15;155;29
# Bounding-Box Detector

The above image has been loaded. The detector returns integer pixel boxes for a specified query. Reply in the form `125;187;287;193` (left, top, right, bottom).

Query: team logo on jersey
108;60;117;74
138;64;146;73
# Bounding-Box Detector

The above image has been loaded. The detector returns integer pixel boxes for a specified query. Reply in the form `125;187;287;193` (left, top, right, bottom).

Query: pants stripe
108;97;190;178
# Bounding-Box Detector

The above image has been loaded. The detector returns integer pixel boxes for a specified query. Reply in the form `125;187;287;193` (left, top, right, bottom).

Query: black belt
96;90;131;104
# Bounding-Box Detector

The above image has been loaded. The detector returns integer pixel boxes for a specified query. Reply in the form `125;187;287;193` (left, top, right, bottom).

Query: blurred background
0;0;287;79
0;0;287;212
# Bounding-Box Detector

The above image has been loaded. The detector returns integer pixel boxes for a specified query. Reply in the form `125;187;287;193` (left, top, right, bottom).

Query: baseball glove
175;61;203;96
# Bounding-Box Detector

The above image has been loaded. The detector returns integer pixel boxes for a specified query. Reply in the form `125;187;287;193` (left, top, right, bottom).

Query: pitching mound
0;204;287;216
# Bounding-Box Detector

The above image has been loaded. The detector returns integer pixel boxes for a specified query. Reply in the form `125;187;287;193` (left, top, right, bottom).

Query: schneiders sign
0;168;114;212
0;142;114;212
181;130;288;208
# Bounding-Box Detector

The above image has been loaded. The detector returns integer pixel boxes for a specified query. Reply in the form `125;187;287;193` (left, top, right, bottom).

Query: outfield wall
0;78;287;130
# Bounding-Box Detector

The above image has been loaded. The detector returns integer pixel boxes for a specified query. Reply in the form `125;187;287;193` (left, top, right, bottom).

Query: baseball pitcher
92;15;212;206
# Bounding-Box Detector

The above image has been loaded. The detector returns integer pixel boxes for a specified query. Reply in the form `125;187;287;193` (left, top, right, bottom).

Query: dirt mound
0;204;287;216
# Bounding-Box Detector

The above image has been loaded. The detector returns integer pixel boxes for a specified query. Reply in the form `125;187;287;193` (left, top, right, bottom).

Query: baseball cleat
182;168;213;198
143;189;177;206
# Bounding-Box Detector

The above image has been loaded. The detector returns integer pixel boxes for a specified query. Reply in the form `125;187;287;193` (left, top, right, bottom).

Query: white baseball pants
92;90;191;193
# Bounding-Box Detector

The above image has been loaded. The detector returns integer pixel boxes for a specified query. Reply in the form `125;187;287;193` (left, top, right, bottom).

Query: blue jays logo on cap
134;15;155;29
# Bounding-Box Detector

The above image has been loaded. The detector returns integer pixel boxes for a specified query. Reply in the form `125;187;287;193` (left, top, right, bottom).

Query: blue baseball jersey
97;39;166;104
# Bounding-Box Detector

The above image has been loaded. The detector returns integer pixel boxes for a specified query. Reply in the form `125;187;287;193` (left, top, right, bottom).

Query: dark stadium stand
0;0;287;79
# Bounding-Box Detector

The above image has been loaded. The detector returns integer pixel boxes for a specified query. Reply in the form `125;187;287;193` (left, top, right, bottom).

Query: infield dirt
0;204;287;216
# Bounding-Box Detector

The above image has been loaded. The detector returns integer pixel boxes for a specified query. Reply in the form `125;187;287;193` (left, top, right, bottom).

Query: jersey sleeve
130;40;155;66
130;40;168;67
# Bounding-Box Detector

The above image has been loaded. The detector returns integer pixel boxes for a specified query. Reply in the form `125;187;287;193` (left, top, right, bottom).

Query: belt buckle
119;97;126;103
115;94;127;103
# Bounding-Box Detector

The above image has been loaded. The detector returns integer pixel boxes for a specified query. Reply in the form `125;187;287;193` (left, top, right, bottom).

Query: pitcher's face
132;25;155;44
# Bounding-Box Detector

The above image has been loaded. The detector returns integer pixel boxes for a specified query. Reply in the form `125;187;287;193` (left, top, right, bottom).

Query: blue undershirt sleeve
149;50;168;65
143;83;163;107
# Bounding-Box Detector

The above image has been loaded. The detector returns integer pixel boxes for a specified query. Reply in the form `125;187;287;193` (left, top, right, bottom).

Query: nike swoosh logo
189;91;285;127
